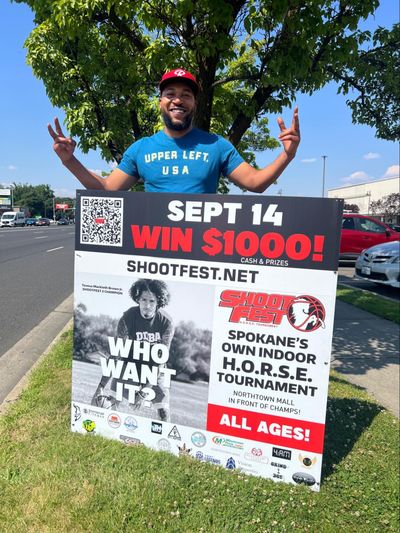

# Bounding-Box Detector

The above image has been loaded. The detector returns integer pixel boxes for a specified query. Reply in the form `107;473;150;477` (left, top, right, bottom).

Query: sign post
71;190;342;491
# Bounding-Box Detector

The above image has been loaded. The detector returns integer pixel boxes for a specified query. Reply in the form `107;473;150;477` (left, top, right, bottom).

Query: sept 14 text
167;200;283;226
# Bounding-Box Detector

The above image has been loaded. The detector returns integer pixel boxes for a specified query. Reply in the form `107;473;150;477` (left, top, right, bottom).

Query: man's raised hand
48;117;76;163
277;107;300;159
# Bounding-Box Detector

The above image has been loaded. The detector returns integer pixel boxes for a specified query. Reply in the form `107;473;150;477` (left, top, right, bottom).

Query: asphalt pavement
0;225;75;356
0;294;73;410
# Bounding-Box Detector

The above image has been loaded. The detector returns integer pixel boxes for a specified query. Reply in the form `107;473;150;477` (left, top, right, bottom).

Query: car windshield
359;219;385;233
342;217;355;230
2;214;14;220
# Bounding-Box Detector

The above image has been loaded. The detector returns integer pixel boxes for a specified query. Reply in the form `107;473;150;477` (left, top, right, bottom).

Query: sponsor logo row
74;404;318;487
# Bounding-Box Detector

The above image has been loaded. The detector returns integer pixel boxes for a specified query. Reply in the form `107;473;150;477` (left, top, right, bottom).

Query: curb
0;296;73;416
337;279;400;304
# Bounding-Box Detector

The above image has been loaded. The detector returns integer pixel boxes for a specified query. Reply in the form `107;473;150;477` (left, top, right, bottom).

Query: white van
0;211;26;227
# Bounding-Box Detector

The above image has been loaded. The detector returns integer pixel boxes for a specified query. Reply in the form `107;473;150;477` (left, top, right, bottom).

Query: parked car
0;211;26;227
340;214;400;260
355;241;400;288
36;217;51;226
26;218;37;226
387;223;400;232
57;218;70;225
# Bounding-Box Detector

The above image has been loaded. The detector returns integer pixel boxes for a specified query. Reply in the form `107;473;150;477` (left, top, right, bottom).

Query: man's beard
162;110;194;131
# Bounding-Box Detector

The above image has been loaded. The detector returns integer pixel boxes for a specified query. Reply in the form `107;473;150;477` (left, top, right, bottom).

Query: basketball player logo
287;295;325;332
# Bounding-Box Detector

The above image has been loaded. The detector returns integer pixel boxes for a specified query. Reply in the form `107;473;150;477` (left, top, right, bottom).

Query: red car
36;217;51;226
340;214;400;260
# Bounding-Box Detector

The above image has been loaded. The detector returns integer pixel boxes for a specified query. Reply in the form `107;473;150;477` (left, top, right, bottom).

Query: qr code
80;197;123;246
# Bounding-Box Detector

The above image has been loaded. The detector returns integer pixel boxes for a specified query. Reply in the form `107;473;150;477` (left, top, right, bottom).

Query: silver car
355;241;400;288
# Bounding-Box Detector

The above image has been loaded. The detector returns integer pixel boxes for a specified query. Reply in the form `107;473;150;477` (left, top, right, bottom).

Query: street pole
53;198;55;221
321;155;327;197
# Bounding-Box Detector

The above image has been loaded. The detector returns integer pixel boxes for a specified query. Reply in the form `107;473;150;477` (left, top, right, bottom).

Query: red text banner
75;191;343;271
207;404;325;453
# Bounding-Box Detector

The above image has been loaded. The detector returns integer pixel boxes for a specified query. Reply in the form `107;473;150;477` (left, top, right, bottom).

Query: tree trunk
194;58;218;132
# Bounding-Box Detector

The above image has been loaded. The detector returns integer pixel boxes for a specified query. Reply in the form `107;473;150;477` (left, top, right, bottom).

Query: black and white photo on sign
72;272;214;427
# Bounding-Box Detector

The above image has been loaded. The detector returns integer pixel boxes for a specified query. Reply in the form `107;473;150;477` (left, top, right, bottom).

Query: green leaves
12;183;55;216
370;193;400;217
15;0;397;182
334;23;400;140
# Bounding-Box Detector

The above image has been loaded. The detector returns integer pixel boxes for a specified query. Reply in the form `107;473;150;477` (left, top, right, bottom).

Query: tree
343;203;359;213
370;193;400;219
16;0;398;191
169;321;212;381
332;24;400;141
12;183;54;216
74;305;118;361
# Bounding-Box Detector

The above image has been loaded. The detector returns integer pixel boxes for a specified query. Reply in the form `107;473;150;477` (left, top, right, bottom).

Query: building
0;189;12;216
328;176;399;221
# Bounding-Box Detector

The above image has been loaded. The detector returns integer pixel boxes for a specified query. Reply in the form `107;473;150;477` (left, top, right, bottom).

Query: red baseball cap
159;69;199;95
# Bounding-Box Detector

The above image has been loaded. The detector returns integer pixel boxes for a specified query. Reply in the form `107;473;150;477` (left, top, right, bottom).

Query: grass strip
337;284;400;324
0;330;399;532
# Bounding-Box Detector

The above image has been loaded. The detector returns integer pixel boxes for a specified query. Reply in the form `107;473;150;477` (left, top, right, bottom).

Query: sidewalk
331;299;399;417
0;294;73;411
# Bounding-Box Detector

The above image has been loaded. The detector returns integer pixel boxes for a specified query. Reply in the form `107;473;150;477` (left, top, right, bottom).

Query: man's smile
169;106;187;118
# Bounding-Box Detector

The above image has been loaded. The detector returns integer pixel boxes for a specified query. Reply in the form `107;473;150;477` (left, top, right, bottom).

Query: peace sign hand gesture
277;107;300;159
47;117;76;163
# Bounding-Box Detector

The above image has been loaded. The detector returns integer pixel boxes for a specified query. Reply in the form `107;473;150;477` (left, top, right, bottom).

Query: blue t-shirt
118;128;244;193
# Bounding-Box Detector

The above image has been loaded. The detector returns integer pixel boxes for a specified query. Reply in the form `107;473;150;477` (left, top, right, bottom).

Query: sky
0;1;398;199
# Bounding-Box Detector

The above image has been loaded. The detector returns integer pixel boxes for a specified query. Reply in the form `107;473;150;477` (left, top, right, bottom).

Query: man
92;279;174;421
48;68;300;192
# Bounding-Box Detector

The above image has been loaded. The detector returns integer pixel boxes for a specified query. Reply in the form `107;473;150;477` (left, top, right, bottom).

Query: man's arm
160;319;175;349
48;117;138;191
228;107;300;193
90;315;129;404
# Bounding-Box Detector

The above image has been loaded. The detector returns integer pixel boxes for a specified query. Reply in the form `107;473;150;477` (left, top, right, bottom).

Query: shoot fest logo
219;290;325;332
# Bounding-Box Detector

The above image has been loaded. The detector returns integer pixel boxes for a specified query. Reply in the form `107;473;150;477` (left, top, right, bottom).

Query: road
0;224;75;357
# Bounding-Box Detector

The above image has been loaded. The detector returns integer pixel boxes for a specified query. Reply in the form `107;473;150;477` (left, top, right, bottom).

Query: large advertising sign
0;189;11;208
71;190;343;491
